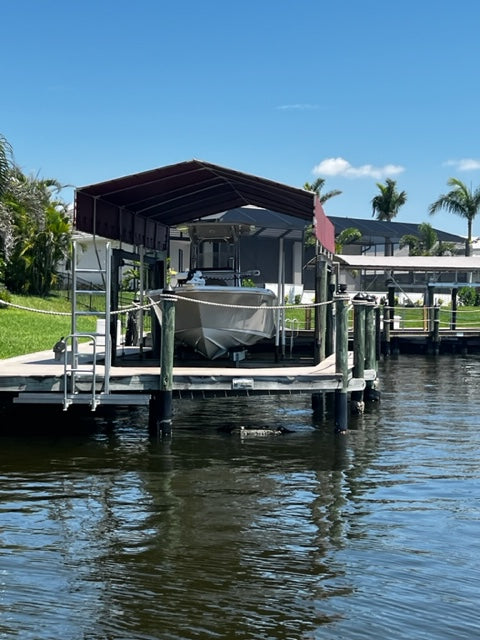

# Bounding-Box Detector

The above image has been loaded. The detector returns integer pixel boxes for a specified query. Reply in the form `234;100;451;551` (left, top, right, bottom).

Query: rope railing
0;296;333;317
4;296;480;331
380;304;480;330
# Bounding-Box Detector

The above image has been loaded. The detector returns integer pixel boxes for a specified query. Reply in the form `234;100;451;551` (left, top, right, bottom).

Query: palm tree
0;135;15;274
429;178;480;256
399;222;455;256
303;177;342;204
0;134;12;199
3;173;71;294
335;227;362;254
303;178;342;247
371;178;407;256
371;178;407;221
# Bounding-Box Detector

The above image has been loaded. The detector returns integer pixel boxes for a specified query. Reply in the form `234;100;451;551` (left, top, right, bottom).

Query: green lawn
2;294;480;360
285;303;480;331
0;293;95;359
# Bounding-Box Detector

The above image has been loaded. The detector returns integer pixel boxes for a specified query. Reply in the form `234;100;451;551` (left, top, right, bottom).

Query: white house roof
336;255;480;272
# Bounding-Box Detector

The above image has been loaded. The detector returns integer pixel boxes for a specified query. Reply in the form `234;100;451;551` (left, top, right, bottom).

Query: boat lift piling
149;288;176;437
351;295;366;415
334;292;350;432
364;299;380;402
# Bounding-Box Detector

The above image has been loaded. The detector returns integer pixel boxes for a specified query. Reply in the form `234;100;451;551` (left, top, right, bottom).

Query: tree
303;177;342;204
303;178;342;247
429;177;480;257
371;178;407;222
399;222;455;256
0;134;72;294
0;134;12;199
371;178;407;256
335;227;362;253
0;135;15;269
3;172;71;295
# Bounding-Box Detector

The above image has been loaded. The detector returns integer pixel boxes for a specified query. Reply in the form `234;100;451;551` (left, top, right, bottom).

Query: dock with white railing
377;304;480;355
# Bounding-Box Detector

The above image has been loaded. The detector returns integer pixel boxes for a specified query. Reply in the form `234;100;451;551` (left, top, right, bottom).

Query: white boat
148;222;277;360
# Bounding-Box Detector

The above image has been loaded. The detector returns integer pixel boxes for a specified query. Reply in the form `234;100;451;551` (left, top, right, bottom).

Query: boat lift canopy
74;159;335;254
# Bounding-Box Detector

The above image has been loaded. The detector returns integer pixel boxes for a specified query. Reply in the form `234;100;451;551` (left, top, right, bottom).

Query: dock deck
0;341;375;410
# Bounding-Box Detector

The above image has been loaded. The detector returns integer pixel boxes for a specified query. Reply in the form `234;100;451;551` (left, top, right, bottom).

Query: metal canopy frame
74;159;333;252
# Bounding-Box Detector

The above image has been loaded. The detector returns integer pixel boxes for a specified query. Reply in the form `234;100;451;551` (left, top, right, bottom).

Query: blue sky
2;0;480;238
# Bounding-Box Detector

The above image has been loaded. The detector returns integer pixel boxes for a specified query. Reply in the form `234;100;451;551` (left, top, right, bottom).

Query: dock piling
149;289;175;436
365;298;380;402
334;292;350;432
351;295;366;414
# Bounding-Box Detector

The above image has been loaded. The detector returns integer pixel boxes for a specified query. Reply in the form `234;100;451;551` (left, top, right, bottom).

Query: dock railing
378;304;480;332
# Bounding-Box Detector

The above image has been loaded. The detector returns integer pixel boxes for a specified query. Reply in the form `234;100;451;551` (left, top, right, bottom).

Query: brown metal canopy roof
74;159;319;252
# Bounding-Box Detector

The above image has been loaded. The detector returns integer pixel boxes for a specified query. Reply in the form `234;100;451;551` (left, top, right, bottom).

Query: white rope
0;296;333;316
0;300;71;315
152;293;332;311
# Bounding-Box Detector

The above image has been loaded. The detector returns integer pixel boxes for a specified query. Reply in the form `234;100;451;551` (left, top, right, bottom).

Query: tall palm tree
303;177;342;204
0;135;15;271
371;178;407;256
429;177;480;256
371;178;407;221
0;134;12;199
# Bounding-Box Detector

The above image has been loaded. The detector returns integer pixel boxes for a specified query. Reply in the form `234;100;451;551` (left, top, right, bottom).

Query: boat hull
149;286;277;359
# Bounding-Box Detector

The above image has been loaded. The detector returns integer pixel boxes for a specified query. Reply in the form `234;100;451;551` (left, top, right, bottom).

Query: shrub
458;286;480;307
0;287;12;307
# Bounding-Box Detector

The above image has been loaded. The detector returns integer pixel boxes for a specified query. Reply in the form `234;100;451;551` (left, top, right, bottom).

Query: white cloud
443;158;480;171
312;157;405;179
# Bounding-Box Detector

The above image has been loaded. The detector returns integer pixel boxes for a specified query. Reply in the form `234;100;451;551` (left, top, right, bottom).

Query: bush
0;287;12;307
458;286;480;307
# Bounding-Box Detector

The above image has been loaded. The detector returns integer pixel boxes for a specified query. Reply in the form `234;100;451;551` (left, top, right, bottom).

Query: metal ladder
63;241;112;410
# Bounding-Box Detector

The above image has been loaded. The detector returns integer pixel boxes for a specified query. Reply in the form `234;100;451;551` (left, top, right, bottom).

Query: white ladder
64;241;112;410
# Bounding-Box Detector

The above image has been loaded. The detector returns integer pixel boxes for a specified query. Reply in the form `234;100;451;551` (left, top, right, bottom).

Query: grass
0;293;96;359
0;291;154;359
3;294;480;360
285;303;480;331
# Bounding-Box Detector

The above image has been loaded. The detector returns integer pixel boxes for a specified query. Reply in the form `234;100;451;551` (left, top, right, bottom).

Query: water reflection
1;356;479;638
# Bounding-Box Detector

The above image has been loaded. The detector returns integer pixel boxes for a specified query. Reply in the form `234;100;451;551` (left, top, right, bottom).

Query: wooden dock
381;328;480;354
0;342;375;408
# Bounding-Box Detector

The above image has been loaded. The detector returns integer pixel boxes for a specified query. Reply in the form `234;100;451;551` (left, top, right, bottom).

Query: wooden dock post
383;304;391;356
149;289;175;437
375;306;381;363
429;305;440;355
325;276;336;357
451;288;458;330
314;257;328;364
365;297;380;402
351;295;366;414
334;291;350;432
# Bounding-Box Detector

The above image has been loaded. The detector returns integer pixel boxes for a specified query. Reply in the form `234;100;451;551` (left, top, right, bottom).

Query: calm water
1;355;479;639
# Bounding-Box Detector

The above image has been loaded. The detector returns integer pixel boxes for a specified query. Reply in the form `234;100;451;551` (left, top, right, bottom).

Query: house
327;216;465;256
